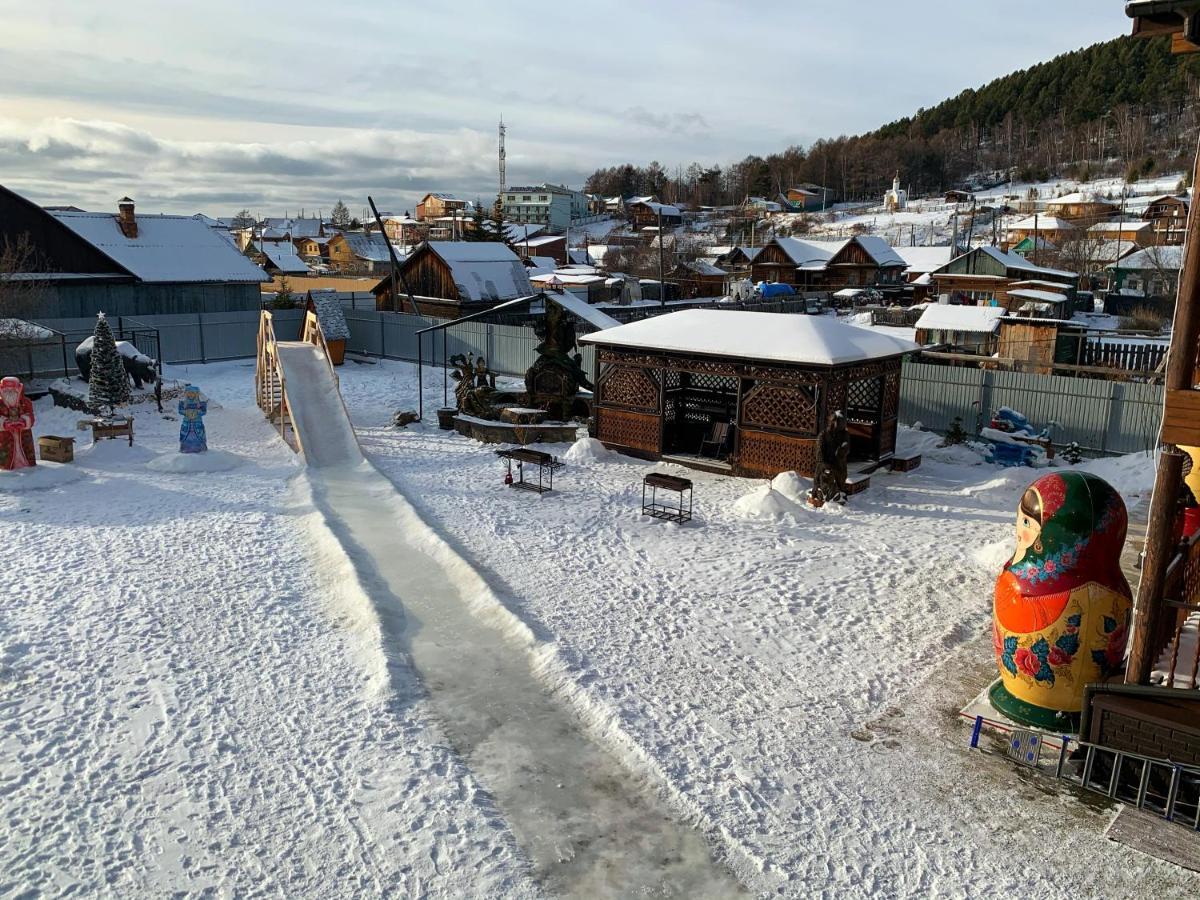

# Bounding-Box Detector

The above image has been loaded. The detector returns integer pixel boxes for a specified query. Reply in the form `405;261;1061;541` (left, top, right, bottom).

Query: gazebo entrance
663;370;739;465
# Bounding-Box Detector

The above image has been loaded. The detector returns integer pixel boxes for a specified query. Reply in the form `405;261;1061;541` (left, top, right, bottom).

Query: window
522;195;530;201
539;195;547;201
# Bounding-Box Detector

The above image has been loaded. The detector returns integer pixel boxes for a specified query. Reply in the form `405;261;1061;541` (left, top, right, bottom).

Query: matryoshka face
1012;507;1042;564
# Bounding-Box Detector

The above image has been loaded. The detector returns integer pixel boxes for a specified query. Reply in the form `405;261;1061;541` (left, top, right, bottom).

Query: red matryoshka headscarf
1005;471;1130;598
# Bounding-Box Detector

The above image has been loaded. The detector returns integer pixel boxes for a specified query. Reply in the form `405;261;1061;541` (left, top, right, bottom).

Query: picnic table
642;472;693;523
495;447;565;494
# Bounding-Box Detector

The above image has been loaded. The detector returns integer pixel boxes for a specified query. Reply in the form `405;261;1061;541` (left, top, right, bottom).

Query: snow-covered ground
5;356;1198;898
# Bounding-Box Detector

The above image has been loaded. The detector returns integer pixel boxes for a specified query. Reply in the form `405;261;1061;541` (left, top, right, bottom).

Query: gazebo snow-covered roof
582;309;918;366
581;310;917;479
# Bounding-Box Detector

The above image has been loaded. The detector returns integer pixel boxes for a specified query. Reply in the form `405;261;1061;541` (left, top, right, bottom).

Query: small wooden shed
579;310;918;478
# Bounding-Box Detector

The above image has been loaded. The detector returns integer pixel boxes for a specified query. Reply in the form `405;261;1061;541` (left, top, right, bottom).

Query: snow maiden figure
177;384;207;453
0;377;36;470
990;471;1132;730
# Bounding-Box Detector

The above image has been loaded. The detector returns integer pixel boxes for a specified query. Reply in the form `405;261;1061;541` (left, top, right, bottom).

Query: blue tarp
759;283;796;298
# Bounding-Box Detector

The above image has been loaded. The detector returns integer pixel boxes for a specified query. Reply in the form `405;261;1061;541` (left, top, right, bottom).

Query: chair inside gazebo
663;370;738;460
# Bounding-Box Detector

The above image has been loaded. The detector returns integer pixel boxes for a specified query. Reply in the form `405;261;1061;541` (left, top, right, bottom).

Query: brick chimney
117;197;137;239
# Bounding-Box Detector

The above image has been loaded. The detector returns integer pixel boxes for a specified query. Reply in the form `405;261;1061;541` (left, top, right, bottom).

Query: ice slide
258;314;745;894
272;341;362;468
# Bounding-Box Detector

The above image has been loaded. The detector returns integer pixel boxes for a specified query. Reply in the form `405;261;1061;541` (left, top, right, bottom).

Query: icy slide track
274;349;744;896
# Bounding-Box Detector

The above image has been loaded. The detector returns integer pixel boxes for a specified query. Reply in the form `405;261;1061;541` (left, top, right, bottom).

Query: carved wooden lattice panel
882;372;901;418
598;364;660;412
848;376;881;411
741;383;818;433
878;418;898;457
825;378;847;416
597;408;660;454
737;429;818;478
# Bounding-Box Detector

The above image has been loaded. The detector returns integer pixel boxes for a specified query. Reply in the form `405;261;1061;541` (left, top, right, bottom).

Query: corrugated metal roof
426;241;534;303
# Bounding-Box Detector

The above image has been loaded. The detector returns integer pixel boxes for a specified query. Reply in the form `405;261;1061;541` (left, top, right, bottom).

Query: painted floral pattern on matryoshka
990;471;1132;729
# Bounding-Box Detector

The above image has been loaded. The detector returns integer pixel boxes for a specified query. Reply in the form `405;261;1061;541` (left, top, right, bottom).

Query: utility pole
658;206;665;307
498;117;506;200
369;195;419;316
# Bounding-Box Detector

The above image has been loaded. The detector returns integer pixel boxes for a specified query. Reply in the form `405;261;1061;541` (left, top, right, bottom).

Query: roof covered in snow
339;232;396;262
892;245;955;274
49;211;268;284
580;309;919;366
1112;245;1184;270
306;290;350;341
770;237;839;268
678;259;727;277
975;245;1076;280
850;235;906;268
1046;192;1114;207
544;291;622;331
260;241;309;274
425;241;534;302
630;200;681;217
1088;220;1151;233
1007;288;1071;304
915;304;1006;334
1007;215;1076;230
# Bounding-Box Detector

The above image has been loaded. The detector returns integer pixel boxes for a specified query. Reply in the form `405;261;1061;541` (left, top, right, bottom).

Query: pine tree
464;202;487;241
940;417;969;447
88;312;130;416
330;199;350;229
482;197;512;245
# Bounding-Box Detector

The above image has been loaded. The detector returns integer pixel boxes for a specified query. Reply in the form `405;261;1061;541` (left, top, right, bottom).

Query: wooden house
671;260;727;297
1044;192;1118;225
1003;215;1076;251
0;185;267;317
1141;193;1190;245
372;240;533;318
750;237;837;289
784;186;827;211
931;246;1076;311
1087;220;1155;247
325;233;395;274
293;235;330;263
627;200;682;229
579;309;917;479
415;193;468;221
822;236;906;292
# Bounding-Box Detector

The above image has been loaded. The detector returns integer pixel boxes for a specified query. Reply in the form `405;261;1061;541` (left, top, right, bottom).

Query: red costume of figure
0;377;36;470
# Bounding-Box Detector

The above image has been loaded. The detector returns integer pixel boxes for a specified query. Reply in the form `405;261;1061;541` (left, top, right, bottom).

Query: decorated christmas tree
88;312;130;416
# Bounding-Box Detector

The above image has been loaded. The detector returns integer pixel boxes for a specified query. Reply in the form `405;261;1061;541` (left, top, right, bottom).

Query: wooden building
415;193;468;221
0;185;267;317
996;318;1086;375
750;237;836;289
822;236;906;292
579;309;917;479
627;200;682;229
913;304;1005;354
1142;193;1190;245
1003;215;1076;251
1044;192;1118;225
931;246;1076;310
671;259;727;297
1087;219;1155;247
372;240;533;318
325;233;394;274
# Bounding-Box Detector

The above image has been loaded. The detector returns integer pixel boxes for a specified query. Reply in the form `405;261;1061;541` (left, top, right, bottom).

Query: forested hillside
586;35;1200;207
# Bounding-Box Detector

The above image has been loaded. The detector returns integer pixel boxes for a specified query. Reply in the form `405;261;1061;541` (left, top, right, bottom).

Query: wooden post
1126;135;1200;684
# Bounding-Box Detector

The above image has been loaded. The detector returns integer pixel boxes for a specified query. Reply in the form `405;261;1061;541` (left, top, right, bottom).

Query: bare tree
0;234;48;336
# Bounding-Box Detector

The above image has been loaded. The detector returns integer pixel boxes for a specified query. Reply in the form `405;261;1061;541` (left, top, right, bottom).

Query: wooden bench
642;472;693;523
844;473;872;495
86;417;134;446
890;453;922;473
495;447;564;494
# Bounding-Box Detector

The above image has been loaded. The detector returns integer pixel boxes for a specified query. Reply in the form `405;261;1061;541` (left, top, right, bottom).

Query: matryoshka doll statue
990;471;1132;730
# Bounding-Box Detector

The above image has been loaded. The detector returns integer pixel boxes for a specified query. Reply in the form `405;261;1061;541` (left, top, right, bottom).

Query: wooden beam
1128;132;1200;683
1161;389;1200;443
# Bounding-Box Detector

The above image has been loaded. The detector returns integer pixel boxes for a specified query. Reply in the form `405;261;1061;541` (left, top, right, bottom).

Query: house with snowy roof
914;304;1006;354
0;186;268;317
325;232;399;274
671;259;728;297
1002;215;1076;252
415;193;468;222
931;245;1076;312
1107;244;1184;301
627;200;682;229
254;241;310;276
371;240;534;318
822;236;907;293
1044;192;1118;225
1141;193;1190;245
750;236;840;289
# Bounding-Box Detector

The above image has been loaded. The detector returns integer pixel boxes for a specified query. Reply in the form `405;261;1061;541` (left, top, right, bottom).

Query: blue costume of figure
178;384;208;453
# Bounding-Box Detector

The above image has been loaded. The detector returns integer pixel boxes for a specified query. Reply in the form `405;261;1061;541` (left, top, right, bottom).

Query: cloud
623;107;710;136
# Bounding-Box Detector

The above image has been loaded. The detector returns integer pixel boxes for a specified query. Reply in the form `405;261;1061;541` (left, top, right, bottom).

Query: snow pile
564;437;615;464
770;470;810;505
731;483;803;520
146;449;245;474
972;539;1014;574
77;439;158;466
0;462;86;491
1080;451;1157;503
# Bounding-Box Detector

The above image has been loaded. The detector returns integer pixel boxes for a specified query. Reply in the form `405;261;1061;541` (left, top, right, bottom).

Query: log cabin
372;240;533;317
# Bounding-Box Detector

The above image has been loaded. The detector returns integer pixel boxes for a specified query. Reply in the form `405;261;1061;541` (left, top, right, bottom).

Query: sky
0;1;1131;217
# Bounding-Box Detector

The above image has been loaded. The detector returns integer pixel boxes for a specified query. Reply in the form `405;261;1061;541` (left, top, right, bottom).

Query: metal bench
642;472;694;523
495;447;564;494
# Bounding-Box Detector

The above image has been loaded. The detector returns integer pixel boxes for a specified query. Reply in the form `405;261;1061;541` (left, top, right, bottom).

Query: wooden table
642;472;693;523
495;447;565;494
88;417;134;446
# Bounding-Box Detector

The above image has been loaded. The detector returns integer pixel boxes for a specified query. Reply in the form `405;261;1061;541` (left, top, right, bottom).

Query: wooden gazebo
579;310;918;478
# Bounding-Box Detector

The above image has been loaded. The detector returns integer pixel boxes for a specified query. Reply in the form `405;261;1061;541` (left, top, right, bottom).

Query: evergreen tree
88;312;131;416
330;199;351;229
464;201;488;241
481;197;512;245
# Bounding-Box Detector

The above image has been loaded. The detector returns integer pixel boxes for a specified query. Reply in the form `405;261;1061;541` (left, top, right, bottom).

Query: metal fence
898;360;1164;455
